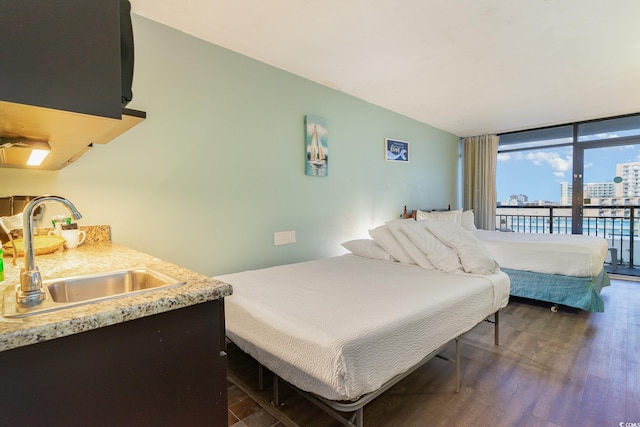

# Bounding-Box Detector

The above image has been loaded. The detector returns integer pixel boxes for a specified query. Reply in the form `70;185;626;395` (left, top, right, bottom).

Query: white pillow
400;221;462;273
416;209;462;224
424;221;499;275
385;219;435;270
461;210;477;231
369;225;415;264
341;239;395;261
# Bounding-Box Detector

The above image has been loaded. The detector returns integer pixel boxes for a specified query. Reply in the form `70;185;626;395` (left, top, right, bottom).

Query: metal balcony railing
496;205;639;274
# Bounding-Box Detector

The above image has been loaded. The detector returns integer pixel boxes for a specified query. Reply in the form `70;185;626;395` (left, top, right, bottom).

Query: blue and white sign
385;138;409;162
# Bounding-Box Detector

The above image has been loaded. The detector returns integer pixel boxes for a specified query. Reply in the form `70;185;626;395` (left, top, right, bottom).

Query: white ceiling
130;0;640;137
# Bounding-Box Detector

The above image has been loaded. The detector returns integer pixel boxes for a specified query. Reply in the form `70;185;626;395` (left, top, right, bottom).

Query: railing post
630;208;635;269
549;207;554;234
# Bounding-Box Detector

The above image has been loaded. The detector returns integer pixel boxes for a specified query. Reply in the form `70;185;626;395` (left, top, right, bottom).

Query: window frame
497;112;640;234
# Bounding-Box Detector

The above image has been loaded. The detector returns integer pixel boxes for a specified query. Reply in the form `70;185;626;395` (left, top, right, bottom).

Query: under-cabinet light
27;148;50;166
0;138;51;167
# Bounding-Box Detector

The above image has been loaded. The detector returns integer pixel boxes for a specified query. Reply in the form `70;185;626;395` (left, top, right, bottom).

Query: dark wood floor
227;278;639;426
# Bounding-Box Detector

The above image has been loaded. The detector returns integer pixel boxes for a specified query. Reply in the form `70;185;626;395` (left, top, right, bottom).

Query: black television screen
120;0;134;106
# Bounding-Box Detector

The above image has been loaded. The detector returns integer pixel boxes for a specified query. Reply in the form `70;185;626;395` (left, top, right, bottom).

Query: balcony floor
607;264;640;278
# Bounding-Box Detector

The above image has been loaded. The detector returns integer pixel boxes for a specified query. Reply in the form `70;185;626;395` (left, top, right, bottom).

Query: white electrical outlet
274;230;296;245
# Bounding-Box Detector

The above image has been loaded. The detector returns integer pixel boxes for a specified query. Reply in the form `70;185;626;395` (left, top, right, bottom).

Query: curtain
461;134;499;230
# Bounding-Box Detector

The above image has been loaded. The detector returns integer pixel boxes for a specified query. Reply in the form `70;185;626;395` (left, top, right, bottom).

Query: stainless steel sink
2;267;185;318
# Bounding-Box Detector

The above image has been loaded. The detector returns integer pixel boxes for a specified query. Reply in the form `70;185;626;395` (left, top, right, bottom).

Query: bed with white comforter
471;229;608;277
217;219;510;426
473;229;610;312
220;255;509;402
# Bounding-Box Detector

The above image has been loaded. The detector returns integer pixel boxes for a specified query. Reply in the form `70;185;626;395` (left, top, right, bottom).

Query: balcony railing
495;205;639;273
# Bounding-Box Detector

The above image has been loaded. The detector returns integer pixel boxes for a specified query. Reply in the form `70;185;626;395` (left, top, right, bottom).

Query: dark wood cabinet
0;300;228;426
0;0;123;119
0;0;146;170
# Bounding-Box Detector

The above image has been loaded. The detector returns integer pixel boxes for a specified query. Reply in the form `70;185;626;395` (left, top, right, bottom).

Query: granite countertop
0;240;232;352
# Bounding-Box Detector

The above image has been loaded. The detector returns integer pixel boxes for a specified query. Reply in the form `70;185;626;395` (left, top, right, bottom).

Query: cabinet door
0;300;228;426
0;0;122;119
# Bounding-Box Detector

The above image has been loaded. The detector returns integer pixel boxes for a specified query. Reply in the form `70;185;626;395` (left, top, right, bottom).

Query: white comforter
218;255;509;401
472;230;608;277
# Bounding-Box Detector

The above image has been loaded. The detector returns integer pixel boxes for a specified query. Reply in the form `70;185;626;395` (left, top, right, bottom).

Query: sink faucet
18;195;82;306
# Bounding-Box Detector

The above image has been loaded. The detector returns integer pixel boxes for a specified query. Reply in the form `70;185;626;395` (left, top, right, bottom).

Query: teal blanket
502;268;610;312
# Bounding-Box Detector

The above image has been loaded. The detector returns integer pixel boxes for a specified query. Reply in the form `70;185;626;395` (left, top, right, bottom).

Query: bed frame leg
494;310;500;346
257;363;264;391
355;407;364;427
455;337;460;393
273;374;280;407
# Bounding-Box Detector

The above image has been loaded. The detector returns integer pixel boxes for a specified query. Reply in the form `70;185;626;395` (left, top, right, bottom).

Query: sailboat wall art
305;115;328;177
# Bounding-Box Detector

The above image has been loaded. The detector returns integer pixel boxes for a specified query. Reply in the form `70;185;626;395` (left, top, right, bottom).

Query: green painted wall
0;15;459;276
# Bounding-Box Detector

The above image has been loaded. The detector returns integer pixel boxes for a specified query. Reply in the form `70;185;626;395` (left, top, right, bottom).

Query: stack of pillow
341;209;499;275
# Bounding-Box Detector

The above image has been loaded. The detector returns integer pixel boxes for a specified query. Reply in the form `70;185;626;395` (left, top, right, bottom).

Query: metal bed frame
249;310;500;427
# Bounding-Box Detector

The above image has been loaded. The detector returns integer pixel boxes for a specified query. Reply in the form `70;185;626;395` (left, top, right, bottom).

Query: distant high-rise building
616;162;640;198
500;194;528;206
511;194;528;203
501;194;528;206
584;182;615;199
560;181;615;205
560;182;572;205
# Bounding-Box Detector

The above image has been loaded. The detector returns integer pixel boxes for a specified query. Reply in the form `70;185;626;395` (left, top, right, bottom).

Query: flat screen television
120;0;134;106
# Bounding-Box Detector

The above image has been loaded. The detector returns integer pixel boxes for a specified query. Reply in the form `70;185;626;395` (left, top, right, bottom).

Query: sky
497;144;640;203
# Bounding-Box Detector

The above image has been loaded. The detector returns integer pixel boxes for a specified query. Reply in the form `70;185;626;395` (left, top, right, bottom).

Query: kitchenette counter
0;241;232;352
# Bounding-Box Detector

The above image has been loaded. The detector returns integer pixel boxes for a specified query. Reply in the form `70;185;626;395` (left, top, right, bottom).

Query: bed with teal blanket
471;229;610;312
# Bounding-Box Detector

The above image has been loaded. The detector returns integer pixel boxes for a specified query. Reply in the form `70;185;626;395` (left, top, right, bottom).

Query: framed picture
305;115;329;176
385;138;409;162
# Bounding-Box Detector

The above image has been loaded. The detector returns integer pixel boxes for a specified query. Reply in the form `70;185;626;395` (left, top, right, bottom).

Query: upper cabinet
0;0;145;170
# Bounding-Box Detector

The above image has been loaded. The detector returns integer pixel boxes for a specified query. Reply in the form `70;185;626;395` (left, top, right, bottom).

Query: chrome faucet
18;195;82;306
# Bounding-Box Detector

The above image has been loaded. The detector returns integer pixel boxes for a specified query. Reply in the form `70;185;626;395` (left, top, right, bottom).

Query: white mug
60;229;86;249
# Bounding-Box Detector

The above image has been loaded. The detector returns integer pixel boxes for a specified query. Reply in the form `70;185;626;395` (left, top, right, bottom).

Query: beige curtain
462;134;499;230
